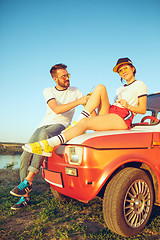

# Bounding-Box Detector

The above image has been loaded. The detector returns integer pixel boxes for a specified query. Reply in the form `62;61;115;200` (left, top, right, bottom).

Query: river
0;155;21;169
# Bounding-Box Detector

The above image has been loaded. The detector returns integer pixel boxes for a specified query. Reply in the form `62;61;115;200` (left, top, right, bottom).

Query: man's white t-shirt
38;86;83;128
113;80;148;114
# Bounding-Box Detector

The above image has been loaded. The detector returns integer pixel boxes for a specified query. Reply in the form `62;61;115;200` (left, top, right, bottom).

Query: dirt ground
0;168;48;191
0;168;51;233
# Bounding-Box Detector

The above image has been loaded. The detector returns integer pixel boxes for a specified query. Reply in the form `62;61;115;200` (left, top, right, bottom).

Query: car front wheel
103;167;154;237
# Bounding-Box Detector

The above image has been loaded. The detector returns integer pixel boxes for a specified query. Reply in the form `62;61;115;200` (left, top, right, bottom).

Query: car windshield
132;111;152;124
132;93;160;124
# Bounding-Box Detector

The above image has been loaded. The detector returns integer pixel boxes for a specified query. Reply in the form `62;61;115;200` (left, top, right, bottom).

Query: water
0;155;21;169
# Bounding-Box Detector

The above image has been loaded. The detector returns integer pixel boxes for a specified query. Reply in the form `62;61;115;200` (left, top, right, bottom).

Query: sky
0;0;160;143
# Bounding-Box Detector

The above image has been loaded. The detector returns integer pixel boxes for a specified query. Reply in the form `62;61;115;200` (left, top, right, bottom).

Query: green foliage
0;169;160;240
4;162;18;170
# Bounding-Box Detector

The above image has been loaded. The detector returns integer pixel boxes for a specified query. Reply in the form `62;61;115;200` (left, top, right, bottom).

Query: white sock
77;110;90;122
46;133;66;147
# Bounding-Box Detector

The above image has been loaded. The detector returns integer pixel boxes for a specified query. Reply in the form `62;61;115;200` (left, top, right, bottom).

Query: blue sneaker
10;179;32;197
11;196;30;210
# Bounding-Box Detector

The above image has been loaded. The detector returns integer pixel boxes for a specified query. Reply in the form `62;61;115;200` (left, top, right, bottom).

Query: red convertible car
42;92;160;237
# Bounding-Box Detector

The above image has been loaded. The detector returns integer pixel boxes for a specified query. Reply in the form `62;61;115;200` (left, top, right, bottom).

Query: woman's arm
118;95;147;114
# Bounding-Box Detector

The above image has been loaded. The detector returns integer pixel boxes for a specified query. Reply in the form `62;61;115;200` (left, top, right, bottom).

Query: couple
10;57;148;210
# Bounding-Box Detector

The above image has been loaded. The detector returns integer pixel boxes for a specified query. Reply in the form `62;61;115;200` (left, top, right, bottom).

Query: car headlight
65;146;83;165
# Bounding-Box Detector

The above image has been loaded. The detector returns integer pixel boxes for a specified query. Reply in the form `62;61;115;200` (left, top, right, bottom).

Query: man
10;63;88;210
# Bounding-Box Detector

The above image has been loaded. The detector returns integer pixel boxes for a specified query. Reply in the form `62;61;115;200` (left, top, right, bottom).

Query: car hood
66;129;154;149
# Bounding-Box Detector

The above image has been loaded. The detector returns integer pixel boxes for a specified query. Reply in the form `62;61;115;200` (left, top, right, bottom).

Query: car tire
103;167;154;237
50;187;71;202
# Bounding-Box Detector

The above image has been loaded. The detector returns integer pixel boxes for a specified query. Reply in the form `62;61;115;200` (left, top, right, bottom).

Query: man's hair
50;64;67;77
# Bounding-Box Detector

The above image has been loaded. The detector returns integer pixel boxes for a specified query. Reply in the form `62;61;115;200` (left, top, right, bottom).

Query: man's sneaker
11;196;30;210
10;179;32;197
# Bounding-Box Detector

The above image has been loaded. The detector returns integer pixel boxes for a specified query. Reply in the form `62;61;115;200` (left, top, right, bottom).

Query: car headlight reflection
65;146;83;165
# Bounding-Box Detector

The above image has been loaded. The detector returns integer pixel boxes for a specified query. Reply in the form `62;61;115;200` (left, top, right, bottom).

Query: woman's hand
118;99;128;108
118;95;147;114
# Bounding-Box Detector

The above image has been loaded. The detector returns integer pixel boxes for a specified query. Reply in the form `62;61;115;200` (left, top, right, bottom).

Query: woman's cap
113;57;134;72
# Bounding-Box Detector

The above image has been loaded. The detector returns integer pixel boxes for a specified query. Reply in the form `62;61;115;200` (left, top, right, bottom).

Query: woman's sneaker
10;179;32;197
11;196;30;210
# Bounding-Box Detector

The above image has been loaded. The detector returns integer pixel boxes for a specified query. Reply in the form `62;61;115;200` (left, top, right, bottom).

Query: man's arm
48;95;89;114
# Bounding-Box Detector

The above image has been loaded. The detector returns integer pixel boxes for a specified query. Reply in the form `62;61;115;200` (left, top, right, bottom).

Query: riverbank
0;142;24;155
0;155;20;169
0;169;160;239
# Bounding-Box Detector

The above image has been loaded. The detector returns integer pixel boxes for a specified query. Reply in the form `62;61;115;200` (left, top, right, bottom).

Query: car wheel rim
124;179;151;228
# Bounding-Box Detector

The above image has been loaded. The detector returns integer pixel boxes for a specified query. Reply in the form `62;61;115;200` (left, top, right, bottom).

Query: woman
23;57;148;157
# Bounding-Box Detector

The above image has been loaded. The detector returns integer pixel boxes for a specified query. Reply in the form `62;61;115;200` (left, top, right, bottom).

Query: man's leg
19;127;45;182
10;127;44;208
11;124;65;197
26;124;65;181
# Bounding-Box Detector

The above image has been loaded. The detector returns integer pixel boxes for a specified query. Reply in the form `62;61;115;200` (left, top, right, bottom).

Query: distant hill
0;142;24;155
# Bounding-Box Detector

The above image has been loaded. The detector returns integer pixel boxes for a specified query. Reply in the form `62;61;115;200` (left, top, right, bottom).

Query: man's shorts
109;105;134;129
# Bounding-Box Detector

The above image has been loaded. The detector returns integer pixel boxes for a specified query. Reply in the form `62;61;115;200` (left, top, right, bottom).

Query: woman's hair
50;64;67;77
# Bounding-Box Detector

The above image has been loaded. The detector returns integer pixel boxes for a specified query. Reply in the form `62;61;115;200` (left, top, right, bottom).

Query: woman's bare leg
83;84;110;115
63;114;128;141
24;113;128;153
48;85;125;146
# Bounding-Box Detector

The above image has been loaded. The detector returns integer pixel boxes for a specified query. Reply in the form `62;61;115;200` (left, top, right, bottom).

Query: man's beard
58;79;70;88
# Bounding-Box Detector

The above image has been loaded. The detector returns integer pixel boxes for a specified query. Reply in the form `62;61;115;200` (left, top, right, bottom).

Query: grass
0;168;160;240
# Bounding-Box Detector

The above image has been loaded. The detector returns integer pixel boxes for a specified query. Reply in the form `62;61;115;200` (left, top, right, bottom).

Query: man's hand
79;95;90;106
48;93;92;114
